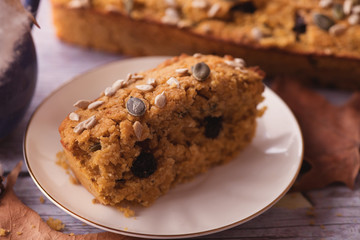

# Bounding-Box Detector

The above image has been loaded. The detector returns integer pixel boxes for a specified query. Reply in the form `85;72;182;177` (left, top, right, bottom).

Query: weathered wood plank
9;175;360;238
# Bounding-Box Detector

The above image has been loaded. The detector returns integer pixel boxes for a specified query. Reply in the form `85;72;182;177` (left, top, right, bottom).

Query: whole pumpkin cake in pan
59;54;265;207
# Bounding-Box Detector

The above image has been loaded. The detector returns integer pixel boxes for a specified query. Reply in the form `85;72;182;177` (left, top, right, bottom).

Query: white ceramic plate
24;57;303;239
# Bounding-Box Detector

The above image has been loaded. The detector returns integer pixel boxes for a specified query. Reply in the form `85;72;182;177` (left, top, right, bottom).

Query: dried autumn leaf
0;162;138;240
272;78;360;191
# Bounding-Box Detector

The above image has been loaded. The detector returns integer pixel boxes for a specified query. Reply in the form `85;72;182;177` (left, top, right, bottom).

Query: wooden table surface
2;1;360;239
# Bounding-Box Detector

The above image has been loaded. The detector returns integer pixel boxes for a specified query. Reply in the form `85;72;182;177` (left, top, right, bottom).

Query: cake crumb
320;224;325;229
46;217;65;231
16;231;23;235
0;228;10;237
31;225;36;229
306;209;316;217
56;151;70;170
39;195;45;204
117;206;135;218
69;175;79;185
92;198;100;204
57;151;80;185
336;213;343;217
69;233;75;236
124;227;128;231
309;219;315;226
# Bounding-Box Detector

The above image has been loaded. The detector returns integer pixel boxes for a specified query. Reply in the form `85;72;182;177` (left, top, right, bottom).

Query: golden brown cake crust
51;0;360;89
59;54;264;206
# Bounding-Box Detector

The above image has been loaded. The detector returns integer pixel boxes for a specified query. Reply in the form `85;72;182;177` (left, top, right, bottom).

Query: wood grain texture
1;0;359;239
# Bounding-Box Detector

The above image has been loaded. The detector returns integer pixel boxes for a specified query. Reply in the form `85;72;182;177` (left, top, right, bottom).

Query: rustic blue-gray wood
1;1;359;239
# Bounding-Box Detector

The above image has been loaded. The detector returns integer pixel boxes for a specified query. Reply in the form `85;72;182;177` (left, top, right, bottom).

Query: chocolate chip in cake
126;97;146;117
192;62;211;81
313;13;335;31
115;179;126;189
204;116;223;139
115;179;126;184
230;1;257;14
292;14;307;36
131;152;157;178
89;142;101;152
332;4;345;20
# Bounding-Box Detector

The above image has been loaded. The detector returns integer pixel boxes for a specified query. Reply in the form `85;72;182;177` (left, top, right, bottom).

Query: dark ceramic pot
0;0;40;139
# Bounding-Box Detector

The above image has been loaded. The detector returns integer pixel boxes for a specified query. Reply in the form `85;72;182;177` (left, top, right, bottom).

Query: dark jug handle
23;0;41;28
